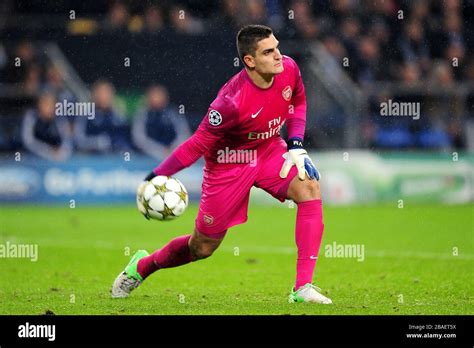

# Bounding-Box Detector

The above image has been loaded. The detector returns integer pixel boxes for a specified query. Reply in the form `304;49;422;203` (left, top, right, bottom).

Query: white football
136;176;189;221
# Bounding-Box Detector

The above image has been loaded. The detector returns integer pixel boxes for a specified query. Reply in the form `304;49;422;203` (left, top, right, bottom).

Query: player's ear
243;54;256;69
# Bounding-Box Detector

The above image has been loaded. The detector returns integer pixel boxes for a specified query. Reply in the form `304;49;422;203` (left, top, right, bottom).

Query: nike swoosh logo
251;107;263;118
310;255;318;260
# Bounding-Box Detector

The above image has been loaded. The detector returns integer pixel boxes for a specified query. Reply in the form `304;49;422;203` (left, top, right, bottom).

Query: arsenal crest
282;85;292;101
203;214;214;225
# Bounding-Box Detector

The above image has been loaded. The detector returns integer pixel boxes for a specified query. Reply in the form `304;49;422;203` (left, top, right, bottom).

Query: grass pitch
0;203;472;315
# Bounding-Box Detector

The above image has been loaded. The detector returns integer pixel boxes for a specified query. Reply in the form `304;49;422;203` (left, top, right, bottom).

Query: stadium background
0;0;472;315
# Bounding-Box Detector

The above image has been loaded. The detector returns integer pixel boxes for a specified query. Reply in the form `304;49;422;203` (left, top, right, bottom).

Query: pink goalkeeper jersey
154;55;307;174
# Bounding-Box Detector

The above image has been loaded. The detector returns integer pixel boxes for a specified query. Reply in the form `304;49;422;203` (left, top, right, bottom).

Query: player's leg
287;177;323;291
286;175;321;201
254;138;331;303
286;176;331;303
111;228;225;298
137;227;225;279
189;227;225;260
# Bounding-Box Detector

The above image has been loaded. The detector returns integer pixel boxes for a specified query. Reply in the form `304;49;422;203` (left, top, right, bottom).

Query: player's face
249;34;283;75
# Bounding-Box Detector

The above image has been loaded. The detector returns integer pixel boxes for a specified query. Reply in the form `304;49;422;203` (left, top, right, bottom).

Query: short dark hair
236;25;273;68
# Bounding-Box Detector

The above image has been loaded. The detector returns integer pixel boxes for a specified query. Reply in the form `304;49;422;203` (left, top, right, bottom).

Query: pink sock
295;199;325;290
137;235;194;280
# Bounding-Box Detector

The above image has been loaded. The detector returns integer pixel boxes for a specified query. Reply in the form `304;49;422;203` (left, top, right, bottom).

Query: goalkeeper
112;25;331;304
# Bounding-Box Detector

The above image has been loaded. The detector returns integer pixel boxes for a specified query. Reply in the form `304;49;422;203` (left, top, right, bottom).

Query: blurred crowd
0;0;473;159
0;41;191;161
38;0;471;85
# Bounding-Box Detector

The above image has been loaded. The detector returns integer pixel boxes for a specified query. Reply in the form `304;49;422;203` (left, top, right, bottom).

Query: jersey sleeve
286;57;307;140
153;94;238;175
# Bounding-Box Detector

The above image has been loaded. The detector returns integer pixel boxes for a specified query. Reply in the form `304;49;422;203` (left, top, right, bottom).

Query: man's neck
246;68;274;89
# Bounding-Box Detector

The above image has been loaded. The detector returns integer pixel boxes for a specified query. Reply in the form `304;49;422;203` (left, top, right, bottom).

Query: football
136;175;189;221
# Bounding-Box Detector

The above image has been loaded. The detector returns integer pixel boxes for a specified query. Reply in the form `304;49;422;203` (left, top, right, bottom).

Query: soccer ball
136;176;189;221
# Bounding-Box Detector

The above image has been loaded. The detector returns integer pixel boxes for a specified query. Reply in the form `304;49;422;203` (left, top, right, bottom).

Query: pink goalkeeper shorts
195;138;298;238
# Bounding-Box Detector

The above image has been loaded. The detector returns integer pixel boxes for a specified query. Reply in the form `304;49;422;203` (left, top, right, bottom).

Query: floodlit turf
0;203;472;315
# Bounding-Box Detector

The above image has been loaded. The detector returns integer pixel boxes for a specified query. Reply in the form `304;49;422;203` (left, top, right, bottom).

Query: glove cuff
144;171;155;181
287;137;304;150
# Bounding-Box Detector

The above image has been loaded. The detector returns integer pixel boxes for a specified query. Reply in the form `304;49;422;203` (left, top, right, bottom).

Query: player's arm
286;57;306;141
143;127;213;180
144;101;236;180
280;57;320;181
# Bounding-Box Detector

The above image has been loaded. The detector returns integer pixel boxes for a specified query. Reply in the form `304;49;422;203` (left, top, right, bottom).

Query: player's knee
292;179;321;203
189;236;221;260
308;180;321;198
190;243;216;260
189;229;224;260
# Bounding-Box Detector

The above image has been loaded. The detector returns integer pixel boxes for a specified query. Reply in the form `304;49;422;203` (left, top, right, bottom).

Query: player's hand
280;138;320;181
